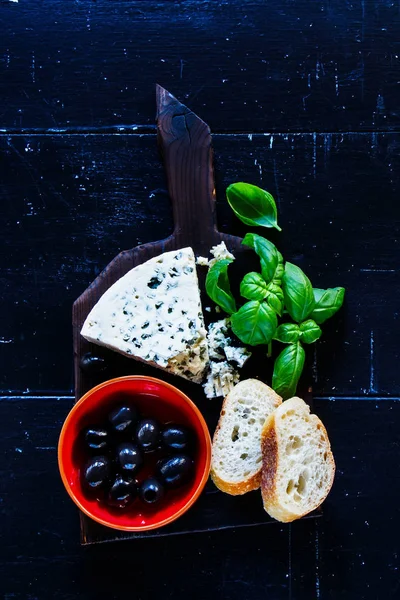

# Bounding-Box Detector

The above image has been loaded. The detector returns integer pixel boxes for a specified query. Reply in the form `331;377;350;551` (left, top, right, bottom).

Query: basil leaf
282;262;315;322
226;182;282;231
267;282;284;301
310;287;346;324
273;323;301;344
299;319;322;344
264;282;284;315
240;272;268;301
265;291;283;315
205;259;237;315
242;233;279;283
272;342;305;400
231;300;278;346
273;260;284;285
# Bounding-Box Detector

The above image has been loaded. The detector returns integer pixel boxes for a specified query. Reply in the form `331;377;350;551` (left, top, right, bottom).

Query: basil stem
205;259;237;315
272;342;306;400
226;182;281;231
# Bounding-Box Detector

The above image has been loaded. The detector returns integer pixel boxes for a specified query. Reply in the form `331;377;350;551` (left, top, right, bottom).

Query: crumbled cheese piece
196;256;210;267
81;247;209;383
204;319;252;398
224;345;252;368
207;319;251;365
203;361;240;399
197;242;235;269
209;241;235;267
205;306;211;312
207;319;231;360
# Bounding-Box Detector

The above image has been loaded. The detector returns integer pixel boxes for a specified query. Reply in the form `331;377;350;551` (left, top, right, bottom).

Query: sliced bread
261;397;335;522
211;379;282;495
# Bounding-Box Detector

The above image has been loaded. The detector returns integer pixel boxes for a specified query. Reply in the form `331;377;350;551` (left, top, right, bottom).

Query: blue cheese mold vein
81;247;209;383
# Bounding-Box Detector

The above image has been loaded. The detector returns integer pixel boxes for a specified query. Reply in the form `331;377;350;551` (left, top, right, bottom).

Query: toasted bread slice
211;379;282;495
261;397;335;522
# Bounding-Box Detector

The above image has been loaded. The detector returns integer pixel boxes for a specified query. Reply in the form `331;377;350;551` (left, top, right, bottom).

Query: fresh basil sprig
231;301;278;346
205;259;237;315
282;262;315;322
272;342;306;399
227;182;282;231
204;180;345;400
311;287;345;324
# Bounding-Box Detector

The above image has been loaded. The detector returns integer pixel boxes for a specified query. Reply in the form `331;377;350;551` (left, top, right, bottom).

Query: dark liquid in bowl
73;392;198;517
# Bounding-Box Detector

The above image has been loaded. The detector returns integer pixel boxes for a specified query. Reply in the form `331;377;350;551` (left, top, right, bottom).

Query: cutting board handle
156;85;219;250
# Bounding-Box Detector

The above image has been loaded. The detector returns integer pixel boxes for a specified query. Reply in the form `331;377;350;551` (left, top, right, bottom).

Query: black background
1;1;399;598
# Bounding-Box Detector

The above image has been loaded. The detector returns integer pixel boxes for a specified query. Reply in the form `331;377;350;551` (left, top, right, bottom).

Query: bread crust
261;398;335;522
260;413;278;502
210;469;261;495
211;379;282;496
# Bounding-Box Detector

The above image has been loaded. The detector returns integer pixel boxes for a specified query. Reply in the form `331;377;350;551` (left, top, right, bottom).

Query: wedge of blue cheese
81;247;209;383
203;319;252;398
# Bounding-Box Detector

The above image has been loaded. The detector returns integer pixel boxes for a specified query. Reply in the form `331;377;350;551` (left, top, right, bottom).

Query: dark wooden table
1;1;399;598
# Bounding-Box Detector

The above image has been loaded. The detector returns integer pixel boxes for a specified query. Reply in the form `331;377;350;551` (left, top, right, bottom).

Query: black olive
108;404;139;435
79;353;108;374
135;418;160;452
107;475;138;509
82;456;111;490
157;455;194;488
139;477;165;505
161;424;193;452
116;443;143;475
84;427;109;452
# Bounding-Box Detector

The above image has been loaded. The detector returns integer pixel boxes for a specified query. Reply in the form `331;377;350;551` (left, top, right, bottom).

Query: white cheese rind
81;247;209;383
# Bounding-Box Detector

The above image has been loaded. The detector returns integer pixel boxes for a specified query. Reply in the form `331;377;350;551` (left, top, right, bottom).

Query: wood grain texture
1;1;400;132
1;132;399;396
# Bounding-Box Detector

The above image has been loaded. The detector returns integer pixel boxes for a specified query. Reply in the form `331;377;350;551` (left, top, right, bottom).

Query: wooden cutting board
73;85;247;400
72;86;317;544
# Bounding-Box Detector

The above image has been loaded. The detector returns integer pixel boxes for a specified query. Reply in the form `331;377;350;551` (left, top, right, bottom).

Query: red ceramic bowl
58;376;211;531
